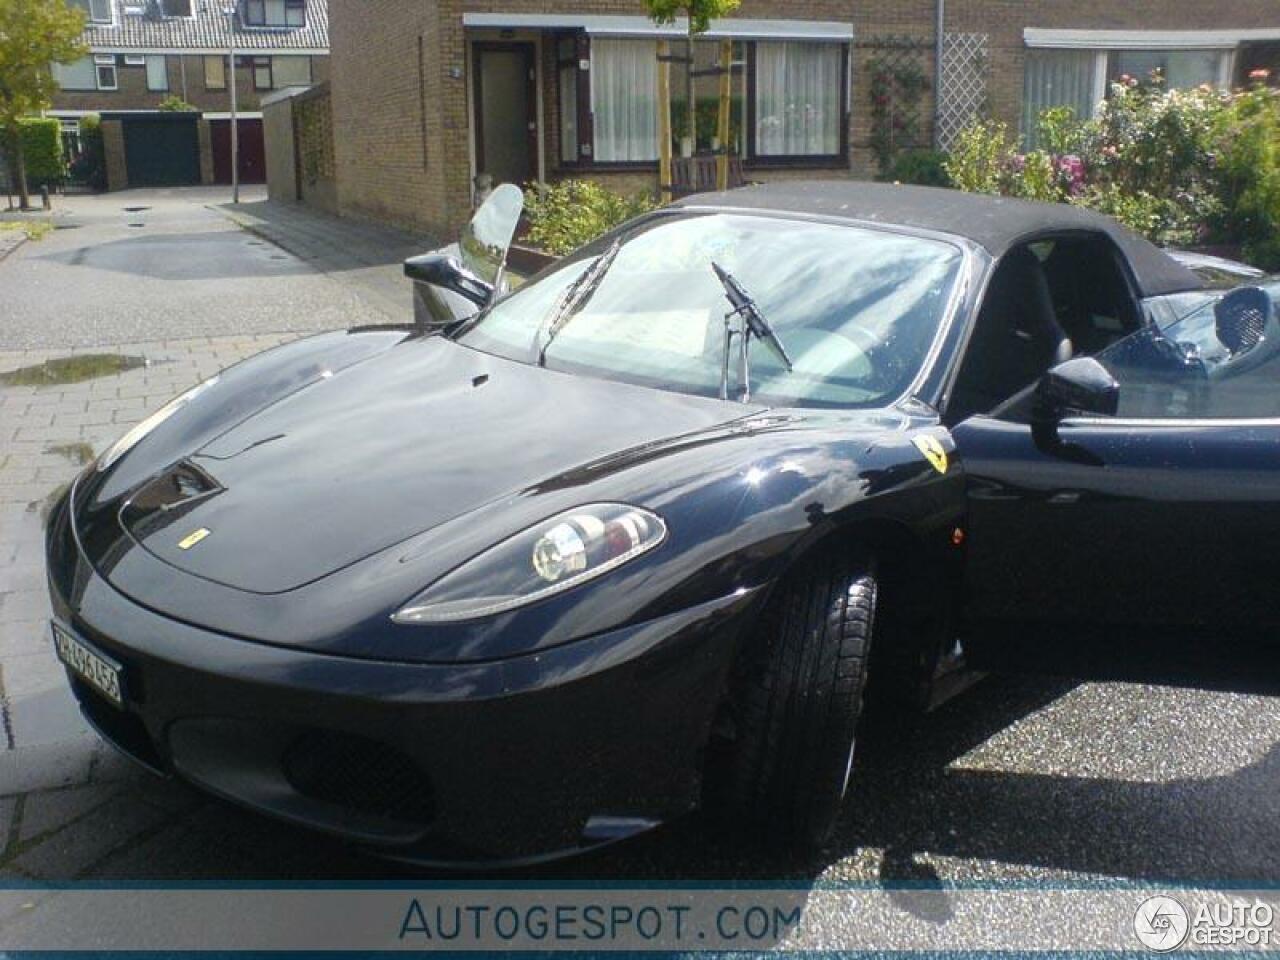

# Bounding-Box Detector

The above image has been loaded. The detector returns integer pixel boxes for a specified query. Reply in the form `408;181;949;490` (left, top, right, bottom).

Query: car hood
116;338;758;594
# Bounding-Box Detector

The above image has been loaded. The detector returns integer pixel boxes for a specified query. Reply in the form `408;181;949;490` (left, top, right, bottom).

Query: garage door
120;114;201;187
210;119;266;185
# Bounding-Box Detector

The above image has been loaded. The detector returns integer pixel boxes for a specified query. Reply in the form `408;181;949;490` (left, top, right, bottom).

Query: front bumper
46;492;759;865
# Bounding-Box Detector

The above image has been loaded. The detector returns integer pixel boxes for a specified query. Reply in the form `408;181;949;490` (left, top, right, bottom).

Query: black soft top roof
676;181;1202;298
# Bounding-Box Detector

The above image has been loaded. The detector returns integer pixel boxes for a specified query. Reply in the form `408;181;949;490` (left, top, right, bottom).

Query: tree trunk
685;27;696;153
8;126;30;211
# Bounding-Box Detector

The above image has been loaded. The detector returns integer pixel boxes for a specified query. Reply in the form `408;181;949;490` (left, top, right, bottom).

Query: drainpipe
933;0;944;149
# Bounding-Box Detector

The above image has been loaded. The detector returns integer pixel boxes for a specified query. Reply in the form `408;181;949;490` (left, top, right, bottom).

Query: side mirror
458;183;524;292
403;253;492;308
1033;357;1120;423
403;183;525;330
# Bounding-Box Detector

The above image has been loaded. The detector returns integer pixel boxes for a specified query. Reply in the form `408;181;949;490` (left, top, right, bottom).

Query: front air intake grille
281;730;435;825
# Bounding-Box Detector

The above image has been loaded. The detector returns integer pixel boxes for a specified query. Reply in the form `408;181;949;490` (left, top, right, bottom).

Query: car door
951;282;1280;686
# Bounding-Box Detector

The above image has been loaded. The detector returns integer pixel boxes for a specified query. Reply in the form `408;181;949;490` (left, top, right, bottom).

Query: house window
244;0;304;27
752;41;845;159
557;33;847;168
1023;49;1099;143
252;56;272;90
161;0;192;15
1023;44;1231;144
556;34;580;165
69;0;111;23
204;54;226;90
123;54;145;65
145;54;168;91
271;55;311;87
1108;49;1227;89
591;38;659;163
52;56;97;90
94;54;118;90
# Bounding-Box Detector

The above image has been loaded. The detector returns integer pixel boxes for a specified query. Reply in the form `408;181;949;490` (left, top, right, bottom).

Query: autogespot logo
1134;896;1190;952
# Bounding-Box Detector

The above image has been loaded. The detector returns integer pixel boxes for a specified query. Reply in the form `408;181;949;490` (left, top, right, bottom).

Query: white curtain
145;55;168;91
53;56;97;90
591;38;659;163
272;56;311;87
754;41;843;157
1023;49;1099;146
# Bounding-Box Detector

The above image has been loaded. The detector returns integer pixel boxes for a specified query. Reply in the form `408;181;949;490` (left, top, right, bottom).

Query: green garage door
119;114;200;187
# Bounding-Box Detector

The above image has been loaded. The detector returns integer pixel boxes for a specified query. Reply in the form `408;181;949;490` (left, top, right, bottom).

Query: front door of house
473;42;537;189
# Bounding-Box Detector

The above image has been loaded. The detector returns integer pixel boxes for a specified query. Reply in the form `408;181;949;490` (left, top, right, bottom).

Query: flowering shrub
524;179;658;257
946;71;1280;267
1213;81;1280;269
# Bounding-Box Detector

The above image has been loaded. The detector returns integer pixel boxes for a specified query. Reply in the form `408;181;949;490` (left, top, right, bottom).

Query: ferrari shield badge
177;528;211;550
912;436;949;475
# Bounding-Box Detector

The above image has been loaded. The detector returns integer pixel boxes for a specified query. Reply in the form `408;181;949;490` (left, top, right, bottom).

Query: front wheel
709;551;878;851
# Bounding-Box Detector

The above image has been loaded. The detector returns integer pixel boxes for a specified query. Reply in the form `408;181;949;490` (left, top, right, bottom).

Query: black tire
711;551;877;851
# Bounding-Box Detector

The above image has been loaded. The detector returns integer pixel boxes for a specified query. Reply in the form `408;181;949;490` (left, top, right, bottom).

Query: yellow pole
716;39;732;192
658;40;673;203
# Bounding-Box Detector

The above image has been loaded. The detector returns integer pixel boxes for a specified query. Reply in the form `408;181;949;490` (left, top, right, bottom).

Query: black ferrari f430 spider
46;182;1280;864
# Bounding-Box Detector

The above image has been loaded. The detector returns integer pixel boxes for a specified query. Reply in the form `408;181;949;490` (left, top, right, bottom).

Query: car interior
947;234;1143;422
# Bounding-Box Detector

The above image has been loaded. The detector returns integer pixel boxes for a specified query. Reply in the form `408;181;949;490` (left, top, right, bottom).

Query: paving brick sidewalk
0;333;301;873
214;200;442;323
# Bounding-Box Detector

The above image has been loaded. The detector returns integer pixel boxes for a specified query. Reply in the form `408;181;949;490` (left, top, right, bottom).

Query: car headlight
97;376;220;472
392;503;667;624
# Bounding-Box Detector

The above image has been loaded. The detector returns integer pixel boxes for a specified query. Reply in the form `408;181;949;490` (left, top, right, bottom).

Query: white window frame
94;54;118;91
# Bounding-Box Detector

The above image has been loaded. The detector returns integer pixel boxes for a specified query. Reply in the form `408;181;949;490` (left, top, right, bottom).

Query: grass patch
0;354;147;386
0;220;53;241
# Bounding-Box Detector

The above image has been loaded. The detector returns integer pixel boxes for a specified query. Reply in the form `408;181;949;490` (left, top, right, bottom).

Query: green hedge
10;118;67;190
70;114;106;190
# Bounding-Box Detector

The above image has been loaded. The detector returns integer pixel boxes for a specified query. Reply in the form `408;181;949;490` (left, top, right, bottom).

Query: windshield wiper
711;261;793;402
536;238;622;366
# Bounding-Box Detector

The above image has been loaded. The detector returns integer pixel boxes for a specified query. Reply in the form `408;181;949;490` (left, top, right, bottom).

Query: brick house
322;0;1278;238
49;0;329;188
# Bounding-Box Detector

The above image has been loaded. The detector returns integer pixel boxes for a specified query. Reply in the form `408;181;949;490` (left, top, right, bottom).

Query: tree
642;0;740;155
0;0;86;208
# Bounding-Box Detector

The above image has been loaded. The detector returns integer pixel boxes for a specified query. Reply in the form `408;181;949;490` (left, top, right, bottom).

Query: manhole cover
127;222;145;228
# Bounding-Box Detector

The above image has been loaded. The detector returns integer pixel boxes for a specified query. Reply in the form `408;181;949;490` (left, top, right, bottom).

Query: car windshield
454;212;965;409
1099;278;1280;419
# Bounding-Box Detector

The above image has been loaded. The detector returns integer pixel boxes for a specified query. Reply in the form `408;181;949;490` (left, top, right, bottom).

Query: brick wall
50;54;329;114
328;0;1280;238
948;0;1280;132
101;119;127;191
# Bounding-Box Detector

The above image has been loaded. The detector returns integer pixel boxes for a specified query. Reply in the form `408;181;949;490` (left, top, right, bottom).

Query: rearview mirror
1033;357;1120;423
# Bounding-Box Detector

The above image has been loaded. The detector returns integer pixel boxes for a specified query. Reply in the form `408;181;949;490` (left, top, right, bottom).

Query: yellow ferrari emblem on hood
177;528;211;550
912;436;949;475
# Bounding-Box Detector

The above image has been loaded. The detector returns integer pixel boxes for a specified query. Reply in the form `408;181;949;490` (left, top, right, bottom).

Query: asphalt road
0;187;1278;942
0;187;387;350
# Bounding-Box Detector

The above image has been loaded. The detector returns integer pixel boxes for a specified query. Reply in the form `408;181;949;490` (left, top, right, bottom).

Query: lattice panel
938;32;990;151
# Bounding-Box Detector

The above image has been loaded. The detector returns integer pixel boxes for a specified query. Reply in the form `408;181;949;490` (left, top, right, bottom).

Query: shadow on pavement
36;232;311;281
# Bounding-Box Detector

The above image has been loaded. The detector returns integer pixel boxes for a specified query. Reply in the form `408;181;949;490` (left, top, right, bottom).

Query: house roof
677;181;1204;298
82;0;328;52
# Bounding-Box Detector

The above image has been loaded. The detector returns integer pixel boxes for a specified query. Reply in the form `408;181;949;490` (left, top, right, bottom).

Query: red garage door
210;118;266;185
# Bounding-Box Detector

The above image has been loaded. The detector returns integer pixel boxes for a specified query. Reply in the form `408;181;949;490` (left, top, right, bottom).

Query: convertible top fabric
676;181;1203;298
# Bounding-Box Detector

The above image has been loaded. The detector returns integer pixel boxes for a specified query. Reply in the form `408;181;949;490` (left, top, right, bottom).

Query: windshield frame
451;206;980;412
